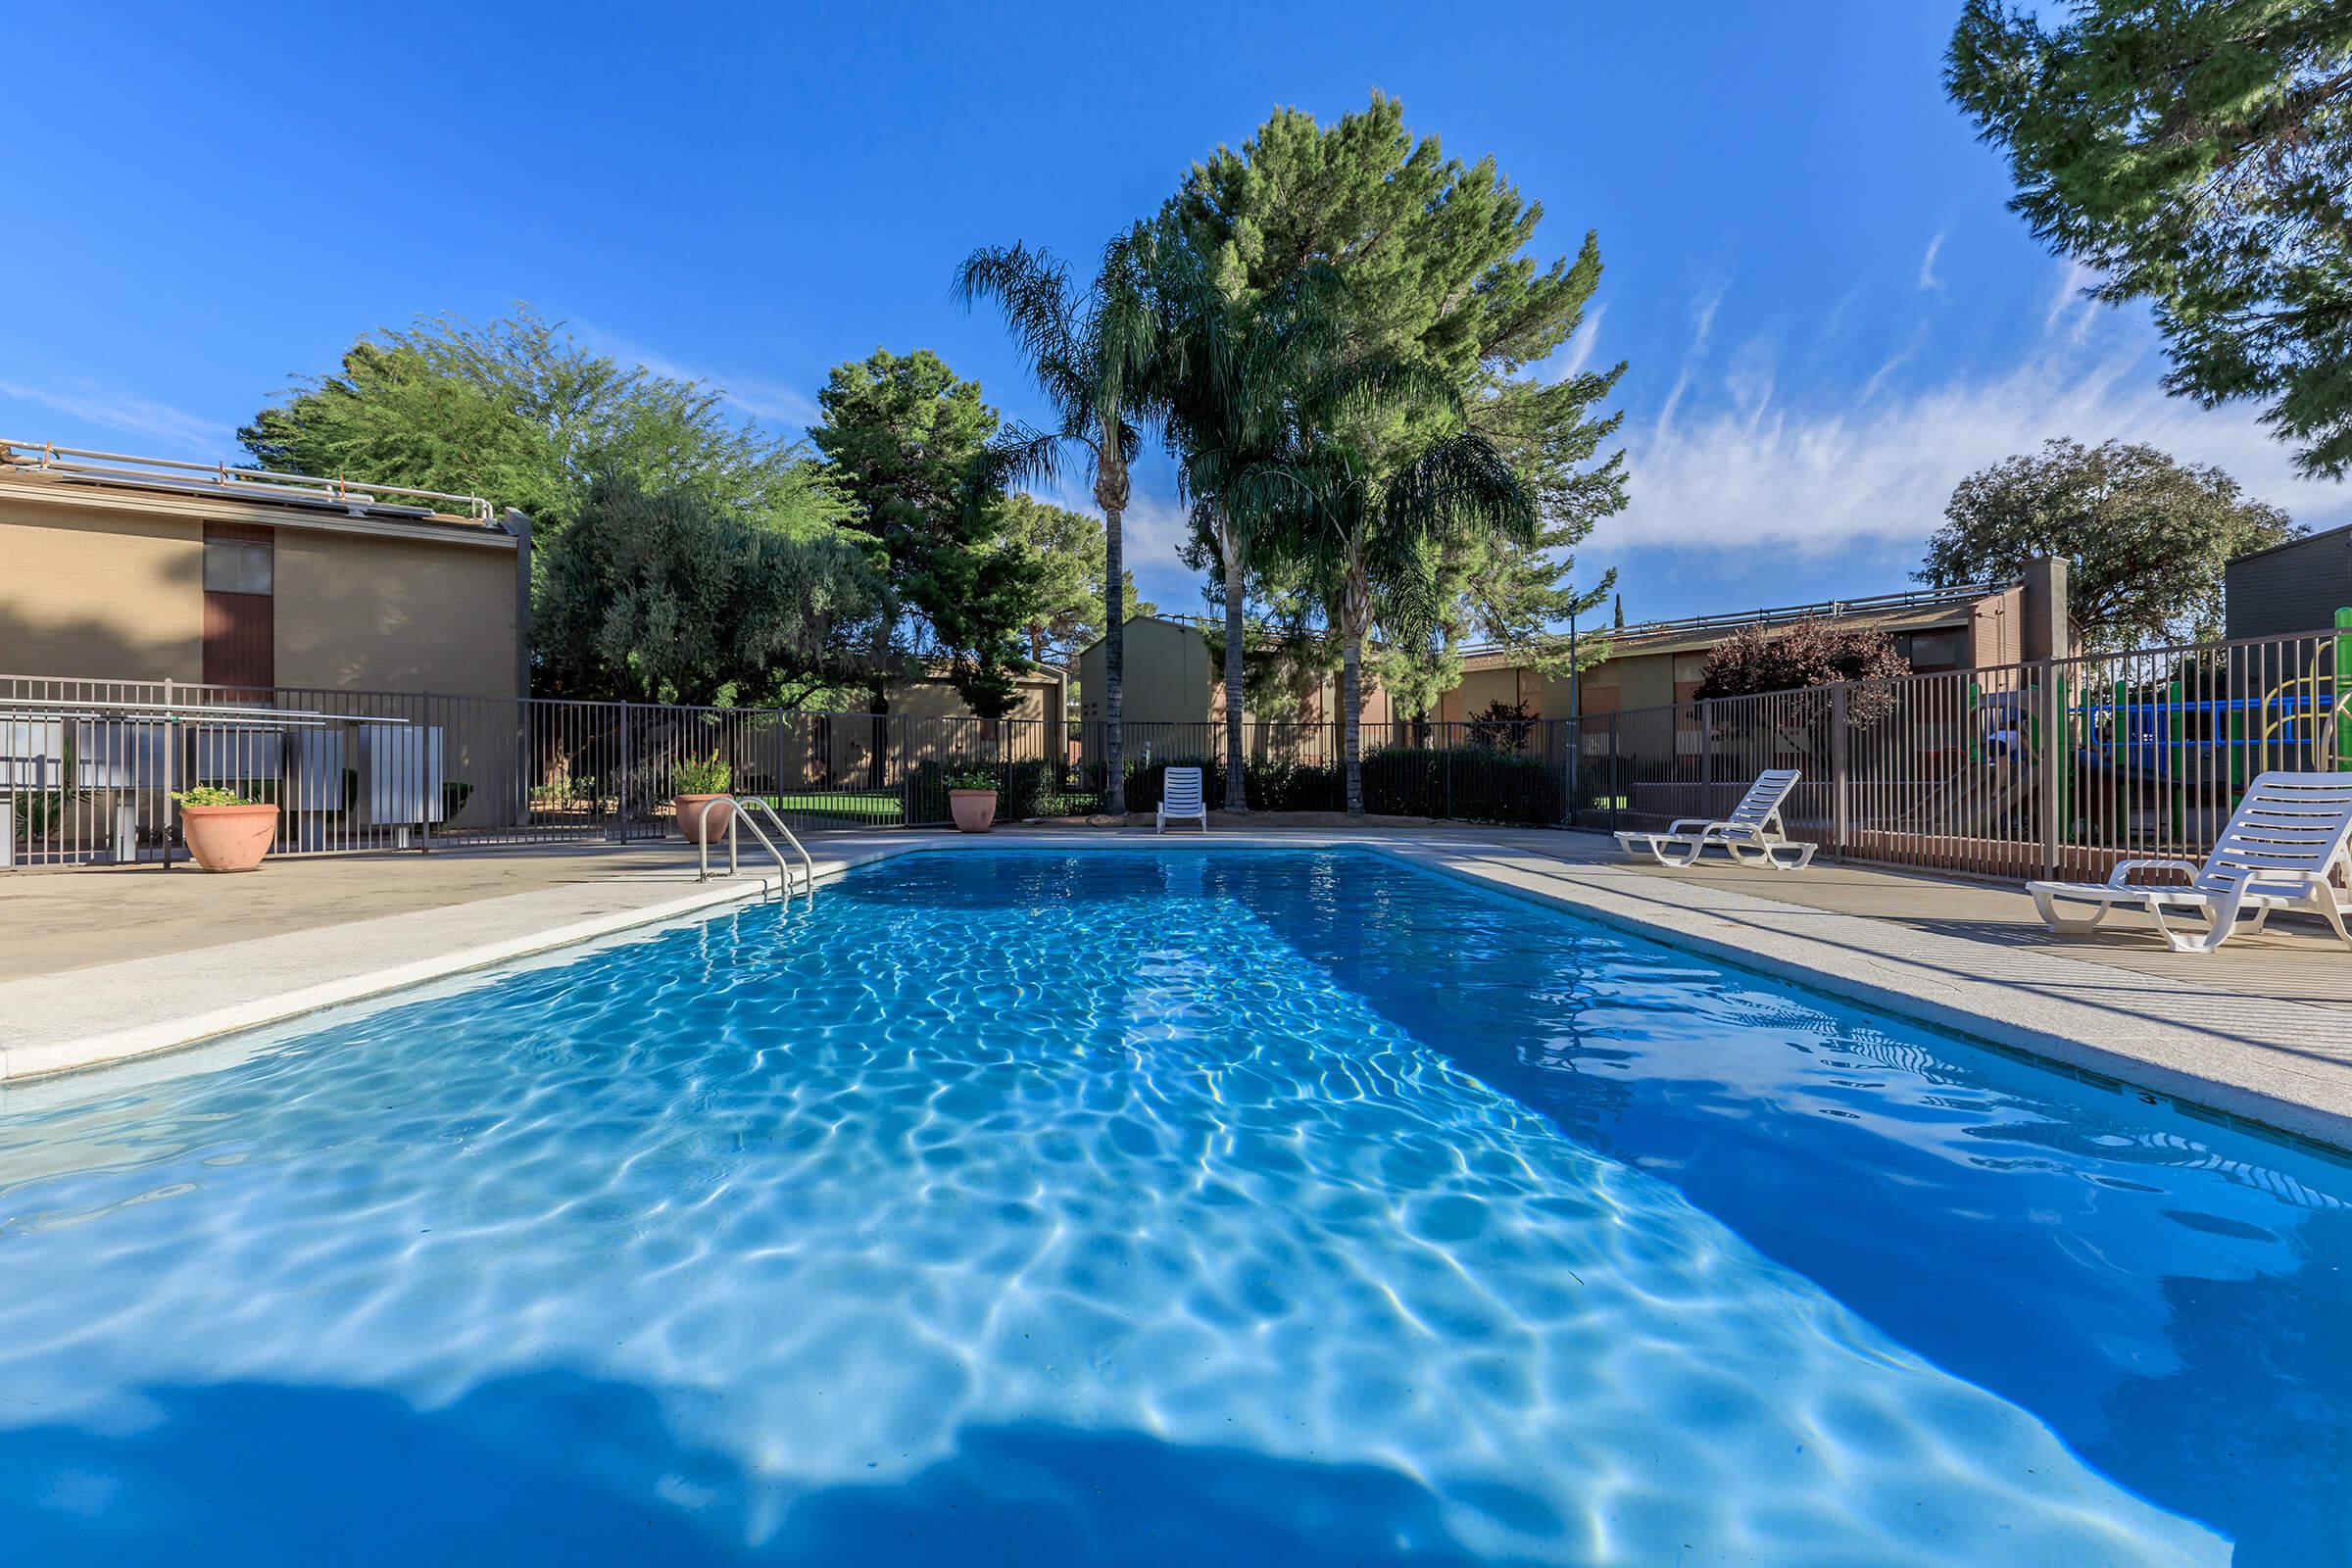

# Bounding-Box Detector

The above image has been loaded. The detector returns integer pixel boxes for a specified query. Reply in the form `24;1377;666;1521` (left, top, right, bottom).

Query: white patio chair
1157;766;1208;834
2029;770;2352;955
1614;767;1815;870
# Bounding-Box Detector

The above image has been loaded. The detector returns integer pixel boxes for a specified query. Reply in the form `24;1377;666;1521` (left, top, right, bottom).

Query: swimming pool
0;848;2344;1564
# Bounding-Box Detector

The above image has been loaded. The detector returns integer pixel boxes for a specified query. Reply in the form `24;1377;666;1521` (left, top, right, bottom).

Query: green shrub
670;752;732;795
171;785;250;808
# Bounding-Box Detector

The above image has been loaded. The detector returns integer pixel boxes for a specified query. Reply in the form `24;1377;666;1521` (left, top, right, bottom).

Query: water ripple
0;850;2314;1563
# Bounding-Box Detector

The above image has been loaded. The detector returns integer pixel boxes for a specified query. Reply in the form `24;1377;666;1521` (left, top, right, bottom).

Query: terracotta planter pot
178;803;279;873
949;789;999;834
674;794;735;846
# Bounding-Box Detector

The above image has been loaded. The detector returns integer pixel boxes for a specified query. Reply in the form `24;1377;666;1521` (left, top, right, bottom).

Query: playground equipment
1889;609;2352;852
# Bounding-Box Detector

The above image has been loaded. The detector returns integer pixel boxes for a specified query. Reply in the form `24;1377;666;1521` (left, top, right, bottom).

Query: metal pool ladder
693;796;816;898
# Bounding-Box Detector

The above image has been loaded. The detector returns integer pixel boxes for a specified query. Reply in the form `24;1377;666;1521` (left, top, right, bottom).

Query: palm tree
1152;250;1350;813
1239;406;1535;815
956;236;1163;816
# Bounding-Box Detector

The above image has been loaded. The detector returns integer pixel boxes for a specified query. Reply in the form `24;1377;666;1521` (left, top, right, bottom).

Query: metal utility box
189;727;284;788
357;724;445;827
284;727;350;817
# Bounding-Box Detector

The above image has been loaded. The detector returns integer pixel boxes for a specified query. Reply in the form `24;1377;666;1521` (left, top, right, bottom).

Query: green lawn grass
758;791;905;822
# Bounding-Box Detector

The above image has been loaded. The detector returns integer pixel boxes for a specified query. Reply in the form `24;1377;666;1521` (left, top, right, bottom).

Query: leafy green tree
1950;2;2352;475
240;308;824;531
995;492;1152;683
1153;237;1353;809
808;349;1037;720
1164;93;1624;727
1237;383;1537;814
956;237;1167;813
534;475;882;708
1922;437;2300;649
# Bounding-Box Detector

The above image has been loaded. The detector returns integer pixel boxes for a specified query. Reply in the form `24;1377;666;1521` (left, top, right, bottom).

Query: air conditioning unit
357;724;446;828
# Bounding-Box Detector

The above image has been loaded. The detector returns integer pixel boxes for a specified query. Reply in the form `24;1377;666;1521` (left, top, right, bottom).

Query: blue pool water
1;849;2347;1565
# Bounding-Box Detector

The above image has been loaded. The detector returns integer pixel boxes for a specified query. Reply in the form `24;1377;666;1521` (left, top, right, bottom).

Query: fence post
162;675;175;871
417;695;434;855
1698;699;1713;809
2037;667;2063;879
1559;718;1576;826
1608;713;1620;835
614;701;632;843
1830;684;1850;859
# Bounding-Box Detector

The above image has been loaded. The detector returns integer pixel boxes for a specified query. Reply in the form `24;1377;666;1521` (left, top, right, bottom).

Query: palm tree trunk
1342;567;1369;816
1341;630;1364;816
1220;512;1249;813
1099;434;1128;817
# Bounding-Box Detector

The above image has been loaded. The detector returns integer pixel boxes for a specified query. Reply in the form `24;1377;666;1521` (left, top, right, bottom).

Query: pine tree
1949;1;2352;475
1165;93;1624;694
808;349;1039;720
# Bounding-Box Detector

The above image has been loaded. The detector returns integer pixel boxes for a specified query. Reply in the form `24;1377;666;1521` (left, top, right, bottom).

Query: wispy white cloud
2043;260;2104;344
1652;368;1691;442
1033;475;1194;562
1603;266;2350;558
1857;321;1930;405
1530;304;1607;385
569;319;822;432
0;378;231;455
1029;473;1200;609
1689;281;1727;354
1916;232;1945;292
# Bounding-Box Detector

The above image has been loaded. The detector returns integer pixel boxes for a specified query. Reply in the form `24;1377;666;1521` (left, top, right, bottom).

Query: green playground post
2167;676;2185;839
2337;609;2352;772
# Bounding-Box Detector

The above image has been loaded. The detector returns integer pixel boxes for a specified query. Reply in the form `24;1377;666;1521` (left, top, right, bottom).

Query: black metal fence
1582;617;2352;879
0;678;1581;870
17;612;2345;878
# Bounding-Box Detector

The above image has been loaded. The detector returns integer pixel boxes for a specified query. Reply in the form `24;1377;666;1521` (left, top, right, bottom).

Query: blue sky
4;1;2346;625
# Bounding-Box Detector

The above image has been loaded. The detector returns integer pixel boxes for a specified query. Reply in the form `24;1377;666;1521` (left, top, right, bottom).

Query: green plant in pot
671;752;736;847
944;764;1000;834
172;785;280;873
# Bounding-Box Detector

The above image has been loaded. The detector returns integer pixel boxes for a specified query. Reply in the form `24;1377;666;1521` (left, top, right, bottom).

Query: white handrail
1;438;498;523
735;797;816;894
692;795;815;897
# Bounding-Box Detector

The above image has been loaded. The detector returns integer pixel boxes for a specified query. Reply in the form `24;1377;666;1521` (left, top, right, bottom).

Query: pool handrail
692;795;815;897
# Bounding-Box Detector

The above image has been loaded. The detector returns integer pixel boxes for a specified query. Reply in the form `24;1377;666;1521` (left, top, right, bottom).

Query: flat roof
2228;520;2350;568
1458;582;2018;668
0;439;516;546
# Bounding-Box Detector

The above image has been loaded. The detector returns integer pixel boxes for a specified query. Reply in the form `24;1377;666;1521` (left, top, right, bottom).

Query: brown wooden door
202;523;275;692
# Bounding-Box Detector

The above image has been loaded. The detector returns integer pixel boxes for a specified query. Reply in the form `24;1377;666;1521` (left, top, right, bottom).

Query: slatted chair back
1162;766;1205;815
2195;772;2352;893
1729;769;1802;832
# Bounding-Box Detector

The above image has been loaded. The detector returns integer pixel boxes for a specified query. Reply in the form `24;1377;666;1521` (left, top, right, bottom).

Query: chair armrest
2108;858;2201;888
1665;818;1713;835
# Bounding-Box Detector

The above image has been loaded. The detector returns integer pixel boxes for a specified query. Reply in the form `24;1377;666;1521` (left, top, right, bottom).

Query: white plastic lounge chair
2029;771;2352;955
1614;768;1816;870
1157;766;1208;834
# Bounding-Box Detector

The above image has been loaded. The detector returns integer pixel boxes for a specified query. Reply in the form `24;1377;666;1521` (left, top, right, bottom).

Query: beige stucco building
1074;615;1395;758
1437;581;2035;726
1074;583;2051;760
0;442;528;698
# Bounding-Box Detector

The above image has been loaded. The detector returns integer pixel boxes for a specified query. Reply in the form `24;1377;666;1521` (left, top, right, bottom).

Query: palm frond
974;422;1071;494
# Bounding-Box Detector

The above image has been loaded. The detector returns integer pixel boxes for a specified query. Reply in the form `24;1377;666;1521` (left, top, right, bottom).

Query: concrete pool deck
2;826;2348;1148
